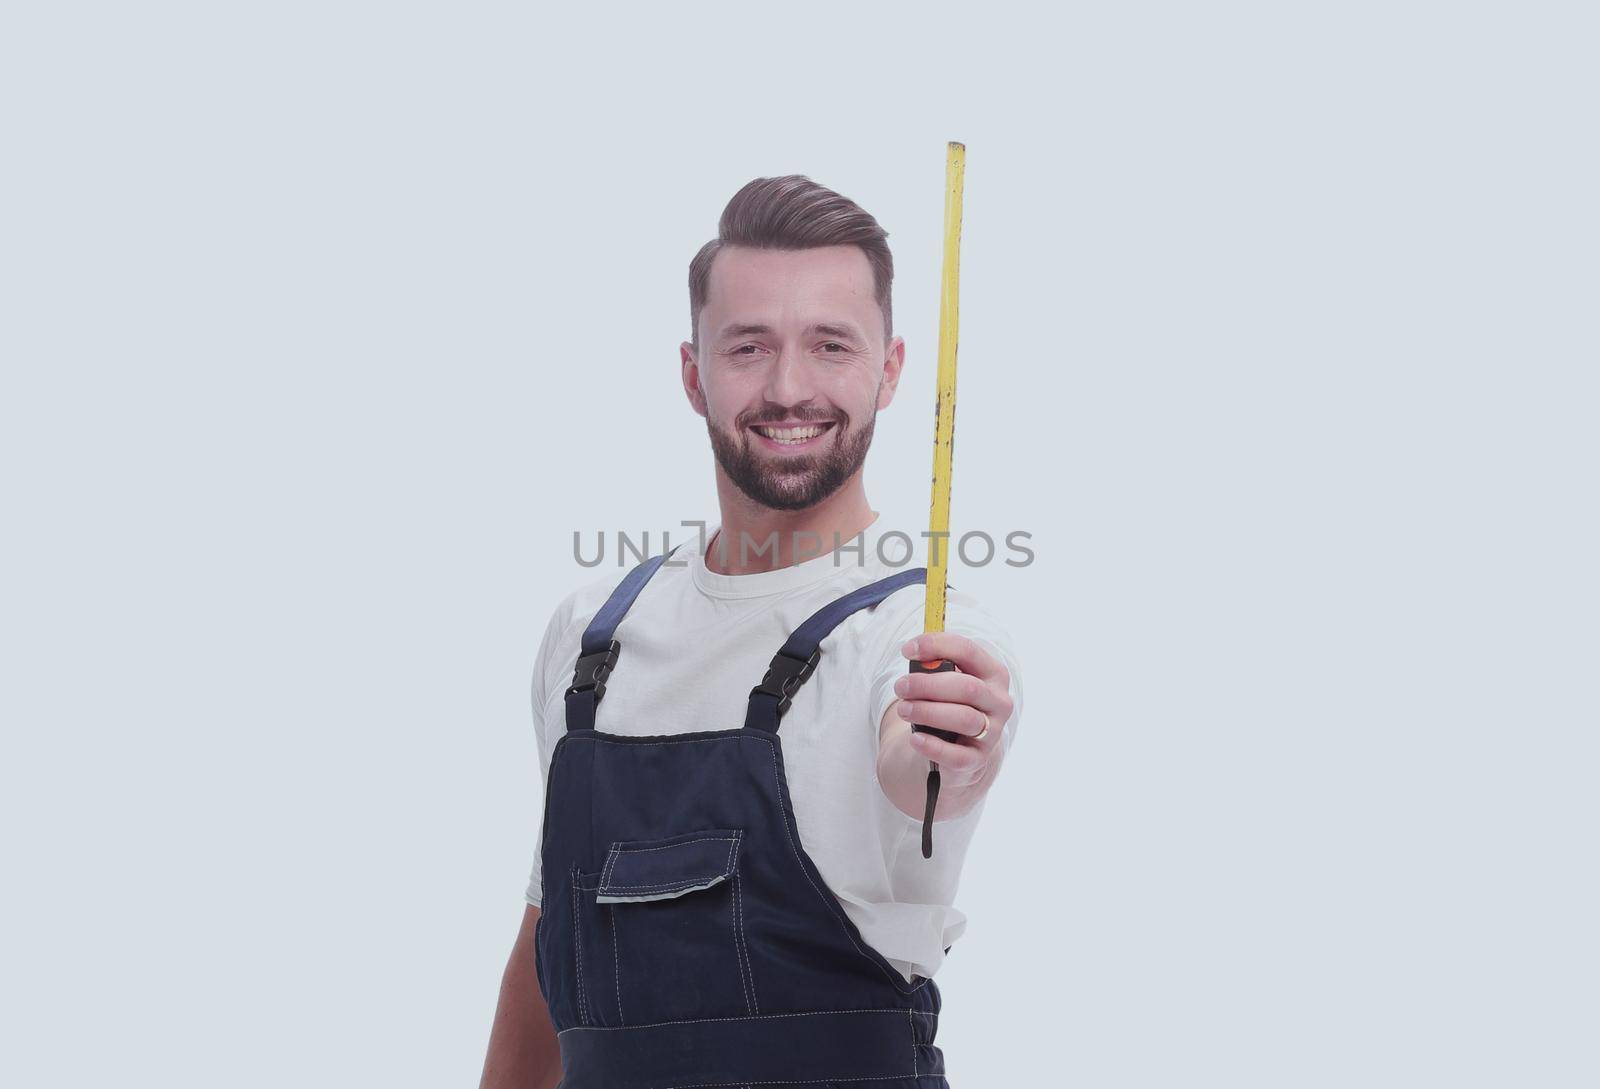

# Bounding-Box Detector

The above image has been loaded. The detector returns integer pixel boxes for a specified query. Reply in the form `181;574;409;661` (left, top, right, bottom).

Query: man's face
680;245;905;511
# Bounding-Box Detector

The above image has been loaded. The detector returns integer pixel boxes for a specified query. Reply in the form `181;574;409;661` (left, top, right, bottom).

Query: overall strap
743;567;928;735
564;546;680;733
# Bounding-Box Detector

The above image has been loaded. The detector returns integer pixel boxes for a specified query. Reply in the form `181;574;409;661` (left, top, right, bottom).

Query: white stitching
570;865;588;1026
600;833;739;890
730;866;752;1014
558;1007;938;1032
732;869;755;1015
733;861;758;1015
732;831;756;1012
909;1006;917;1077
724;837;751;1015
611;834;741;854
597;876;729;892
609;903;622;1025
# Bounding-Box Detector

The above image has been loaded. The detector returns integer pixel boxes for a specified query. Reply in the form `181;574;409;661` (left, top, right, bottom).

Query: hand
893;632;1014;789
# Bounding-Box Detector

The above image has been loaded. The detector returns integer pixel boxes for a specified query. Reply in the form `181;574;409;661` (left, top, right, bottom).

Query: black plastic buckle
567;639;621;702
750;648;822;719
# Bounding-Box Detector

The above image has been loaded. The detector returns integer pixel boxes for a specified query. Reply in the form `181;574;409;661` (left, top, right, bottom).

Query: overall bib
533;551;951;1088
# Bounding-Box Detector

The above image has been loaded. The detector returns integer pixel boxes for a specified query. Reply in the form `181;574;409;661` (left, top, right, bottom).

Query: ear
876;335;906;410
681;341;709;418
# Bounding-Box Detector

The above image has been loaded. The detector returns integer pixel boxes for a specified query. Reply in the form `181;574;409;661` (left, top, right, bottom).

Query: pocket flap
595;828;744;904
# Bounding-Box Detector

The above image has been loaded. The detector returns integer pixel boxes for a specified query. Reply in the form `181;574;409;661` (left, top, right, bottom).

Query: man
480;175;1023;1088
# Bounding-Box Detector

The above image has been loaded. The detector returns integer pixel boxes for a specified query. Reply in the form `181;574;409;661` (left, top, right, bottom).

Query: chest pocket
571;828;757;1026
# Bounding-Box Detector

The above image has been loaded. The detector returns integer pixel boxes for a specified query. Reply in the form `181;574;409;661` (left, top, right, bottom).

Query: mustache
734;406;848;429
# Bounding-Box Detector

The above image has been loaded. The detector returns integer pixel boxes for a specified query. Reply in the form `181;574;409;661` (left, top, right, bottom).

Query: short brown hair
688;175;894;349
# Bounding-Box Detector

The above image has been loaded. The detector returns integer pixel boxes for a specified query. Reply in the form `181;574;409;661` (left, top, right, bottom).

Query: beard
707;402;877;512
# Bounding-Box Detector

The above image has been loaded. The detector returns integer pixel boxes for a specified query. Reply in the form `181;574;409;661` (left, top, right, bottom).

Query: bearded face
706;394;879;512
682;245;904;515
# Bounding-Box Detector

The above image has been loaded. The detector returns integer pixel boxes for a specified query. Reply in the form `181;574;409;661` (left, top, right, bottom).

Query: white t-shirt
523;523;1023;983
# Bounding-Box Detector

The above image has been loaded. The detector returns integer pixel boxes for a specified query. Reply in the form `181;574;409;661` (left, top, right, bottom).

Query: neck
706;469;876;575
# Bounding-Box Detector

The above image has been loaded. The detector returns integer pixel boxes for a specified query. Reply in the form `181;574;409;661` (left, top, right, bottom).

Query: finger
902;631;1006;684
906;724;989;772
893;670;1008;717
895;699;990;740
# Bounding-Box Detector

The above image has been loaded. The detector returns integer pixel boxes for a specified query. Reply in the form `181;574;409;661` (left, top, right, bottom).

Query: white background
3;3;1595;1086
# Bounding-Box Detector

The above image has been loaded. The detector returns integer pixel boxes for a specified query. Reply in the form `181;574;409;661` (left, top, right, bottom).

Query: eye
732;344;763;356
820;342;850;353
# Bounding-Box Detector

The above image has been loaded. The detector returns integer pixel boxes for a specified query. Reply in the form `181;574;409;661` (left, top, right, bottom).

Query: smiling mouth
749;421;837;447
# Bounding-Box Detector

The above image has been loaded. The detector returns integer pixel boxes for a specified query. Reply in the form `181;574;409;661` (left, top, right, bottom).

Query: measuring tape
909;141;966;859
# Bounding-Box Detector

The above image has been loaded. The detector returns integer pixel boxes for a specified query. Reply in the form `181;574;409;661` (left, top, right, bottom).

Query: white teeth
755;424;828;444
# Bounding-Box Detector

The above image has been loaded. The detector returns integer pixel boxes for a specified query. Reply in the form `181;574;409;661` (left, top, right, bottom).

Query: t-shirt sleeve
523;598;578;910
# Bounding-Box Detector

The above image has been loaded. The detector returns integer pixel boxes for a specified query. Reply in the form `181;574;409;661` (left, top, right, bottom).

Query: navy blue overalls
533;550;950;1088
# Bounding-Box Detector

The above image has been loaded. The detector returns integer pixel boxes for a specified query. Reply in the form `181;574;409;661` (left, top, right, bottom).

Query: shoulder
530;562;662;704
545;552;688;637
535;570;613;656
848;574;1021;666
829;570;1024;691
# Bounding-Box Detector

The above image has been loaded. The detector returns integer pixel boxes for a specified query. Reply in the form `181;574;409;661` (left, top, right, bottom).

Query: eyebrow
716;321;866;341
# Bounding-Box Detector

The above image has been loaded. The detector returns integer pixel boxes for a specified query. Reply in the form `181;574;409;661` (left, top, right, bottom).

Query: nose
761;345;814;408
